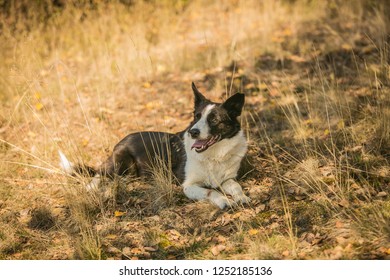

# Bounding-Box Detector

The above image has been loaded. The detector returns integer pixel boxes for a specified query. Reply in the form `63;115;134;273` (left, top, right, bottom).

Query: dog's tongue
191;139;209;149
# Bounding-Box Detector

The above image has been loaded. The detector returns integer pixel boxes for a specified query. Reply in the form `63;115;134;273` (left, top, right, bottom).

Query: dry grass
0;0;389;259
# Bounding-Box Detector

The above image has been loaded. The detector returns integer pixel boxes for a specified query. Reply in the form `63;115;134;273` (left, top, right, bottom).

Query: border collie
60;83;250;209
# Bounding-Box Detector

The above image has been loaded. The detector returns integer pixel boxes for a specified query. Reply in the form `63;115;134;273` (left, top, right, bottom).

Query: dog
60;82;250;209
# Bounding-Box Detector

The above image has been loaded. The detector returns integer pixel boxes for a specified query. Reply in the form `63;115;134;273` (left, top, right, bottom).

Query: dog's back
98;131;186;181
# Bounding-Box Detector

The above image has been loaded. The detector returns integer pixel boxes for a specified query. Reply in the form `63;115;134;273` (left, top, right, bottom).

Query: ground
0;0;389;260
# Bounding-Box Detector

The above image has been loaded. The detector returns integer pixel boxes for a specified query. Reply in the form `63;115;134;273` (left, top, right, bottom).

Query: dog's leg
221;179;251;204
183;185;236;209
85;146;137;191
99;145;137;178
86;174;101;191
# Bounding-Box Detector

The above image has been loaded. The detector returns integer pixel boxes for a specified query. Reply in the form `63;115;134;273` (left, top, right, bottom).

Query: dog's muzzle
188;128;200;139
190;134;221;153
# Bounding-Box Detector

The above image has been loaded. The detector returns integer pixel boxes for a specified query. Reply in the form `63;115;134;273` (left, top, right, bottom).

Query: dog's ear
222;93;245;119
192;82;207;108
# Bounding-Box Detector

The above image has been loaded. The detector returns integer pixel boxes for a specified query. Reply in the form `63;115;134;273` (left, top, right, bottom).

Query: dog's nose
189;128;200;139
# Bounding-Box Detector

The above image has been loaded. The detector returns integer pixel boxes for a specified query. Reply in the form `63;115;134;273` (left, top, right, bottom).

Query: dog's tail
58;150;96;177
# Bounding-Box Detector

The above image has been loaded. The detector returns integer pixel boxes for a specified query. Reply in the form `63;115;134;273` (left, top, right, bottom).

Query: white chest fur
183;130;247;188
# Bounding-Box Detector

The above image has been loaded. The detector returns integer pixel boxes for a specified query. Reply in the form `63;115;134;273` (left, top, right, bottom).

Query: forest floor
0;0;389;259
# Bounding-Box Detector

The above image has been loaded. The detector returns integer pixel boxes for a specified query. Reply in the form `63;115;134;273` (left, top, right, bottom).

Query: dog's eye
209;117;219;125
195;113;202;121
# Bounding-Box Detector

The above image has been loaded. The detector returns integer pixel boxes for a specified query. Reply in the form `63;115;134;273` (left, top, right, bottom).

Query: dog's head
187;82;245;153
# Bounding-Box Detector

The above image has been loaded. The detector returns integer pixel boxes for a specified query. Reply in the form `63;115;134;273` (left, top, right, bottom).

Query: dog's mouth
191;134;221;153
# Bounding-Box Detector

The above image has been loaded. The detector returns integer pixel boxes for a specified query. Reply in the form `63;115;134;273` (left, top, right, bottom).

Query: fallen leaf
282;250;290;257
336;236;347;244
294;195;306;201
337;120;345;129
255;204;266;213
349;145;363;152
341;43;352;50
143;82;152;88
335;220;344;228
377;191;387;198
95;224;104;232
211;245;226;256
159;239;171;249
107;246;121;254
282;27;292;36
215;235;227;243
35;102;44;111
145;101;161;110
122;247;132;255
322;175;335;183
305;233;315;243
99;107;113;114
106;234;117;240
244;83;256;90
130;248;143;255
114;211;126;217
270;222;279;229
219;213;232;225
27;131;37;138
338;199;350;208
34;92;41;99
289;55;306;63
232;212;242;219
82;138;89;147
144;246;158;252
111;61;119;74
323;129;330;136
259;83;268;90
167;229;181;240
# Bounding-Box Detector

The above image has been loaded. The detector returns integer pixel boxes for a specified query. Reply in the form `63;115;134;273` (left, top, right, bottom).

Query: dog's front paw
233;193;251;205
86;175;101;191
212;195;237;209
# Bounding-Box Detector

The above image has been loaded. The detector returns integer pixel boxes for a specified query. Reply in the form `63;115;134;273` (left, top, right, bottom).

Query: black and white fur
60;83;250;209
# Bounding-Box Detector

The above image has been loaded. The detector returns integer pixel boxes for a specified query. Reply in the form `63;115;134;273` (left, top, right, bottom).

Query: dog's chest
187;156;236;187
183;131;247;187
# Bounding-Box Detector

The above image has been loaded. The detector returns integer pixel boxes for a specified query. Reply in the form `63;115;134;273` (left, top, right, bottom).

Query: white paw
233;193;251;205
212;195;237;209
86;176;101;191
